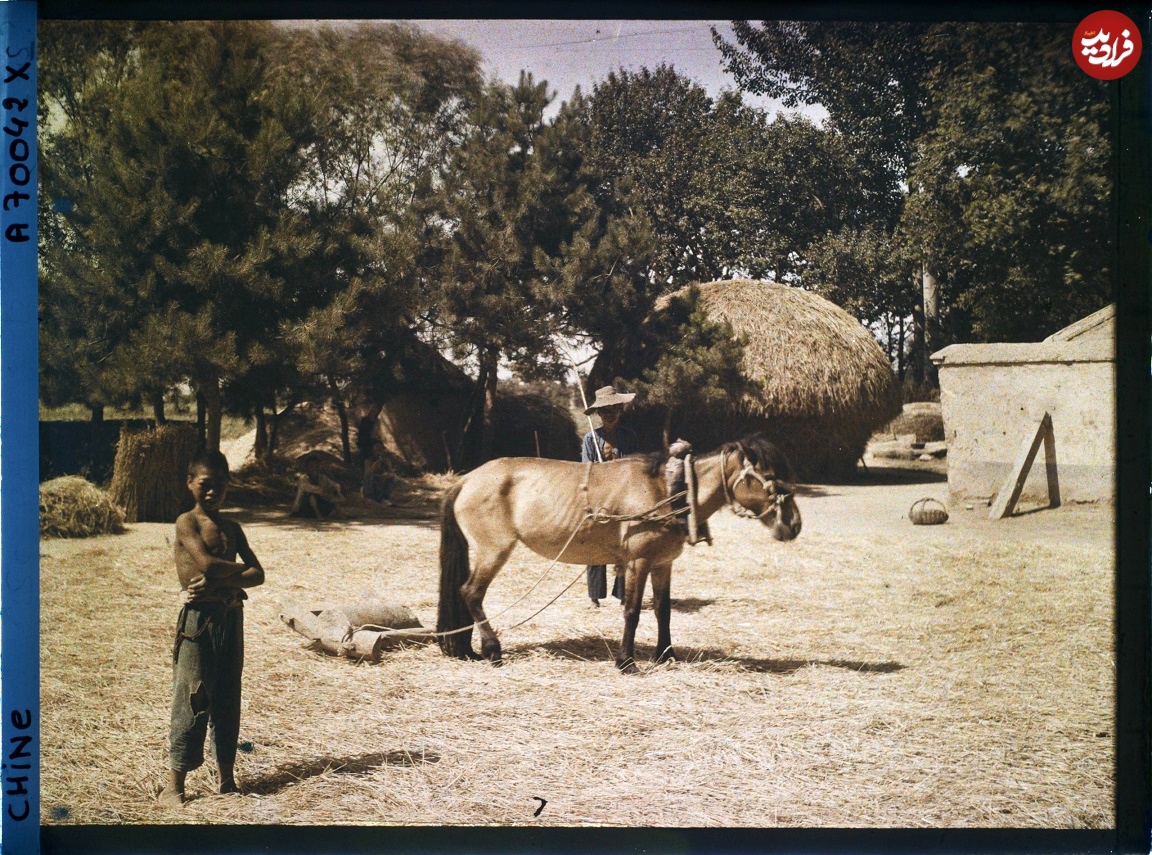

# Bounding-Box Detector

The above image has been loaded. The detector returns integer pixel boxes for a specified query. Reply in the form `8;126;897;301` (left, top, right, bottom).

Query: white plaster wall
936;357;1114;503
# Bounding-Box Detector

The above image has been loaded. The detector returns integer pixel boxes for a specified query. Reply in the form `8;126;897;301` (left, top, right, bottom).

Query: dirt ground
38;459;1114;828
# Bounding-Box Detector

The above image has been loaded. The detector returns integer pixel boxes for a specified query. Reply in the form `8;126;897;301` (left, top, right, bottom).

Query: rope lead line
426;482;700;643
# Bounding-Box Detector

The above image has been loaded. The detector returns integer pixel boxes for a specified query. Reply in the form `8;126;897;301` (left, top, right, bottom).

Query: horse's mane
619;435;793;481
636;451;667;479
715;434;795;482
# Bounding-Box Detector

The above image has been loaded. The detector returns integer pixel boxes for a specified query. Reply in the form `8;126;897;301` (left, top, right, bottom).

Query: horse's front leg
617;559;651;674
649;562;677;663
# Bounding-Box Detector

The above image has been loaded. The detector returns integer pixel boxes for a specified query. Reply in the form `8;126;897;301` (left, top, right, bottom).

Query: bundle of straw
108;423;199;523
39;476;126;538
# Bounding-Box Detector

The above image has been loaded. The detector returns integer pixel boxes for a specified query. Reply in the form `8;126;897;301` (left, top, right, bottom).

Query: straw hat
584;385;636;415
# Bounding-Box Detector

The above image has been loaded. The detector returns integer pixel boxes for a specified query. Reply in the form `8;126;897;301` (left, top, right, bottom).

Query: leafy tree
430;73;570;465
270;24;483;462
804;225;919;378
715;21;925;225
716;21;1113;383
626;286;751;449
902;24;1113;344
40;22;322;448
41;22;484;458
549;67;872;360
530;88;661;380
39;22;151;420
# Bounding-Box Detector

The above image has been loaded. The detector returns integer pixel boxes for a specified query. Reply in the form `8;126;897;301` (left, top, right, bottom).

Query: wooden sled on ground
280;596;436;663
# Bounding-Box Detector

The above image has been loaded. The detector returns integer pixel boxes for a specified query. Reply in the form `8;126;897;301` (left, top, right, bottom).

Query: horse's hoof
481;638;502;664
616;657;639;675
655;648;679;664
443;644;482;661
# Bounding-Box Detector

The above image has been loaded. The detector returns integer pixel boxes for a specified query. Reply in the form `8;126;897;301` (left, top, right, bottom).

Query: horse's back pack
665;440;710;545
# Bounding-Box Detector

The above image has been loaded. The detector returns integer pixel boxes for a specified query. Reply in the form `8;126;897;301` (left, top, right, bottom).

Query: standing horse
437;434;801;672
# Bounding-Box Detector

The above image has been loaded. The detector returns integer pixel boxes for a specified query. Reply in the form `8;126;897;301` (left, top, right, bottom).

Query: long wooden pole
572;367;604;463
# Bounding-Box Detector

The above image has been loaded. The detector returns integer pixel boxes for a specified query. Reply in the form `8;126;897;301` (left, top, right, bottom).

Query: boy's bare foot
158;785;185;808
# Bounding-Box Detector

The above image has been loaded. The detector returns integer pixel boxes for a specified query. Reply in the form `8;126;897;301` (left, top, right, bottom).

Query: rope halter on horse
721;446;793;521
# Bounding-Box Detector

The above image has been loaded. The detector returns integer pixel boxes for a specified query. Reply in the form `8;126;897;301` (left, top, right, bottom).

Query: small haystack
604;279;902;477
40;476;126;538
880;402;945;444
107;423;199;523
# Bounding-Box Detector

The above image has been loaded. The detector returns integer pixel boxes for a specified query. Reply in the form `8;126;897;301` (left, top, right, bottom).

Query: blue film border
1;1;39;853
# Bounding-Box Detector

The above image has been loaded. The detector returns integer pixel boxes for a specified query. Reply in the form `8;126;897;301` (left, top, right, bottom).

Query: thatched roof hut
597;279;902;478
365;338;580;471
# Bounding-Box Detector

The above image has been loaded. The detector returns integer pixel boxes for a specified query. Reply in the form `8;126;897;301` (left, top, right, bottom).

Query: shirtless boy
159;450;265;807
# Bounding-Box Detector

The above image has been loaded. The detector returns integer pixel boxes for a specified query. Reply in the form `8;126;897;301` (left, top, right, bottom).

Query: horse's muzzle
764;501;801;541
769;519;800;541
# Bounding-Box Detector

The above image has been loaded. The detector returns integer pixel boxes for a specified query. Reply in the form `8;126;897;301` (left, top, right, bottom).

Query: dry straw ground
39;462;1113;828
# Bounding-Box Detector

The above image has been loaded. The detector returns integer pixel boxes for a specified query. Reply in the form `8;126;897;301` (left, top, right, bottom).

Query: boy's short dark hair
188;449;230;478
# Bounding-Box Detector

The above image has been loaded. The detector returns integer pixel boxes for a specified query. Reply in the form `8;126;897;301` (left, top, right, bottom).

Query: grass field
39;464;1114;827
39;404;252;443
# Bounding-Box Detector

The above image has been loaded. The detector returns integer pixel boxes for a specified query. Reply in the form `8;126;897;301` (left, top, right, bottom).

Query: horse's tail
437;480;474;658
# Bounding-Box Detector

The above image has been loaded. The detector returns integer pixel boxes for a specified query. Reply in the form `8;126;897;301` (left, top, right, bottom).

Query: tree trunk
480;347;499;463
151;389;167;424
269;398;296;458
356;405;383;459
329;377;352;465
254;407;268;462
921;258;939;388
897;313;906;382
196;393;206;448
910;300;926;388
456;361;488;470
662;408;675;452
201;373;223;452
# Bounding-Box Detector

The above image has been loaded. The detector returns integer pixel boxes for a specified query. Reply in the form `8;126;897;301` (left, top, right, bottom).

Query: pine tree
431;74;568;465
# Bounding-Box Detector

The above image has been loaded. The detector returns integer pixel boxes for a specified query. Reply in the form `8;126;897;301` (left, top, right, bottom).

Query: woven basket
908;497;949;525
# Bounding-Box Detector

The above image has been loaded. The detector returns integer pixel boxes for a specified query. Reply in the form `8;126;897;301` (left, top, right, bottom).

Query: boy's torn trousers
169;601;244;772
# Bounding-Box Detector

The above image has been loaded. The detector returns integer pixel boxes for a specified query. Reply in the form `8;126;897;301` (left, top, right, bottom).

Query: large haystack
603;279;902;478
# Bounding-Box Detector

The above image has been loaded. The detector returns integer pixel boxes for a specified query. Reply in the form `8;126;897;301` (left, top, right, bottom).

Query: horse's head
724;435;802;541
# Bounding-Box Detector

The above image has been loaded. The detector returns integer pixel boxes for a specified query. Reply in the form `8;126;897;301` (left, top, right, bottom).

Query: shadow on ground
512;634;904;675
670;597;716;613
230;505;440;530
793;484;841;498
823;463;948;487
243;749;441;796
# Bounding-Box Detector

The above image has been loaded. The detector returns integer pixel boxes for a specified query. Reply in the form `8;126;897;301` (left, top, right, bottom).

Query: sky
387;19;825;120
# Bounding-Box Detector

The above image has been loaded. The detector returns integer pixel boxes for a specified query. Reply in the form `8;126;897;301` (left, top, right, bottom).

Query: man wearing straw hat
581;385;640;607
